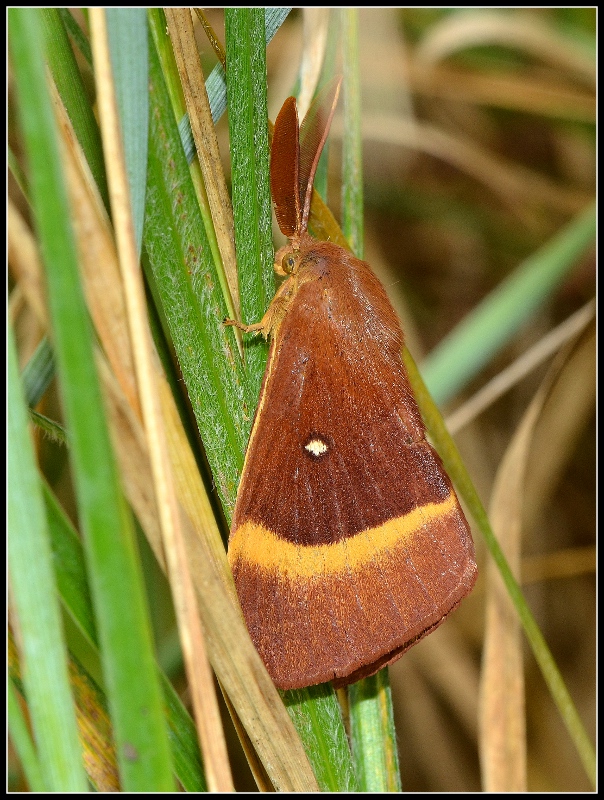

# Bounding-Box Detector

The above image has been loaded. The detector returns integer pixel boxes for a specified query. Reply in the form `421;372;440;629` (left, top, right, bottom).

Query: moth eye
282;253;297;274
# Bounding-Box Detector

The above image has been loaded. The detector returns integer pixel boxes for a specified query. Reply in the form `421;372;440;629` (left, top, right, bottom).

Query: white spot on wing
305;437;329;457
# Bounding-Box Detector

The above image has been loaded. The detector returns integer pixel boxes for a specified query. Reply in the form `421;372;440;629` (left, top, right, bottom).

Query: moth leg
224;275;297;339
223;317;266;335
224;304;281;338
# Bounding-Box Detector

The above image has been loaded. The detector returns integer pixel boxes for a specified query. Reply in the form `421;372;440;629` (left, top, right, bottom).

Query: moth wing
229;259;476;689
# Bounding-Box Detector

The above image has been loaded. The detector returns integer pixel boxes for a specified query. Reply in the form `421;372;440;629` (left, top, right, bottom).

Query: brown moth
226;79;477;691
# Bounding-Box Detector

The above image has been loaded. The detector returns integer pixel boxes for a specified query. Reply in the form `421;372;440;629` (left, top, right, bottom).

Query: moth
226;79;477;690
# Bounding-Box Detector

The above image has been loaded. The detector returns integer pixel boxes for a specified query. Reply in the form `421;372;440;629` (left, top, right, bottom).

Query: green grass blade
421;202;596;405
58;9;92;65
144;34;253;517
21;338;63;442
21;337;55;407
148;8;229;319
28;409;66;444
40;8;108;209
9;8;174;790
161;673;207;793
340;8;364;259
106;9;148;258
225;8;274;396
44;482;207;792
43;482;98;647
348;672;401;792
8;677;46;792
265;8;293;46
147;8;188;119
8;325;88;792
284;685;359;791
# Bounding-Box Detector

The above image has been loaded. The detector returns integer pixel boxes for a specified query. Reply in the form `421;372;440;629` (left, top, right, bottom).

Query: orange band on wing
229;492;458;578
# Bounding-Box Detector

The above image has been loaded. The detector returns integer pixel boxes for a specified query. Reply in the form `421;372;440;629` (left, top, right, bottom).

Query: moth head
274;244;300;277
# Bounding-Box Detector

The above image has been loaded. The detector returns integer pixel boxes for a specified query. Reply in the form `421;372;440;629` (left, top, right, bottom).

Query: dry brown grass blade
407;59;595;124
404;625;479;743
50;80;141;419
297;8;330;120
393;657;476;790
165;8;240;319
221;692;275;792
446;300;595;435
159;376;238;604
195;8;226;69
7;202;47;367
8;202;49;329
357;115;590;218
523;324;596;536
479;320;595;791
522;545;596;585
90;9;233;789
481;419;531;790
66;647;120;791
415;10;596;87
